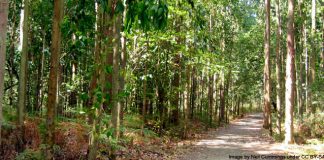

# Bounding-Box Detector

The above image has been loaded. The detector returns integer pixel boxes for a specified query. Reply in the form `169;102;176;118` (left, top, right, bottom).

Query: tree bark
183;63;191;138
219;75;225;123
297;0;305;118
285;0;296;144
308;0;316;114
120;3;127;134
88;2;101;159
208;74;214;127
171;16;181;124
111;11;122;139
0;0;9;146
44;0;63;158
17;0;29;127
34;30;46;113
275;0;282;135
263;0;272;134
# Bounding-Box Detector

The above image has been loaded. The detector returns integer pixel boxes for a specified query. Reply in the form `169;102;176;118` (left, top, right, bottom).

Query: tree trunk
208;74;214;127
34;30;46;113
0;0;9;146
140;34;149;135
213;74;218;124
219;75;225;123
308;0;316;114
120;3;127;134
111;11;122;139
17;0;29;127
183;63;191;138
297;0;305;118
263;0;272;134
219;71;225;124
171;54;180;124
285;0;296;144
44;0;63;158
16;0;30;152
275;0;282;135
237;96;240;116
321;11;324;69
88;2;102;159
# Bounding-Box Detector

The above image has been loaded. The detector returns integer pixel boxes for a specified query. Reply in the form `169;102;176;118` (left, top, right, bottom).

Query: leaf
105;65;113;74
79;93;89;101
115;0;125;14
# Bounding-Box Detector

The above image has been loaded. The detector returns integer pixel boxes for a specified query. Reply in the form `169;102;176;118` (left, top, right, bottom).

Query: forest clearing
0;0;323;159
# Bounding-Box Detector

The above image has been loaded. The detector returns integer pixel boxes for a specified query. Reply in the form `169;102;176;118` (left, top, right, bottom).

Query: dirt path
175;113;324;160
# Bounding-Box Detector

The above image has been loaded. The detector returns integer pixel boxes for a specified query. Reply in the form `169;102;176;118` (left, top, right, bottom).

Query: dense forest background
0;0;323;159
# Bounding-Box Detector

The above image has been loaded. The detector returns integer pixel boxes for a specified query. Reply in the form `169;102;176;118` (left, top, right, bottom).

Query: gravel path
177;113;286;160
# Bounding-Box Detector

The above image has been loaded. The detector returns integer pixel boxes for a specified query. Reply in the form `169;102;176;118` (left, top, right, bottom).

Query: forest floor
172;113;324;160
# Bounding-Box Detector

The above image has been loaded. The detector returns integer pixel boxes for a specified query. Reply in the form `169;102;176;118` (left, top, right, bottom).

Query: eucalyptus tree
44;0;64;158
285;0;296;144
263;0;272;134
275;0;282;135
308;0;316;114
17;0;29;147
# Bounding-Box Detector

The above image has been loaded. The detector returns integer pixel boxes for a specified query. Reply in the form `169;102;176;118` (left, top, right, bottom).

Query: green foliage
125;0;168;31
303;113;324;139
124;114;144;129
38;121;46;139
16;149;42;160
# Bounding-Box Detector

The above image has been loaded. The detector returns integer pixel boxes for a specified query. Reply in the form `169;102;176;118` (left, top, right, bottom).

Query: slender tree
275;0;282;135
88;2;102;159
120;2;127;132
308;0;316;113
0;0;9;145
44;0;64;158
111;8;122;139
263;0;272;134
285;0;296;144
17;0;29;133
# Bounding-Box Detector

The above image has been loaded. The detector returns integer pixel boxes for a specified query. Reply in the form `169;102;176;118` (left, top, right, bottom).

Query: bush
300;113;324;139
16;149;42;160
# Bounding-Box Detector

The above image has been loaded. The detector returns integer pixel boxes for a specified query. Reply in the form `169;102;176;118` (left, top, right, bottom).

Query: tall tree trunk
308;0;316;114
207;13;214;127
0;0;9;146
183;63;191;138
263;0;272;134
171;16;181;124
297;0;305;118
16;0;29;152
304;11;310;113
44;0;63;158
171;53;180;124
237;96;240;116
225;71;231;124
219;74;225;123
140;34;149;135
275;0;282;135
191;68;197;120
120;3;127;133
35;30;46;113
88;2;102;159
285;0;296;144
321;10;324;69
111;11;122;139
213;74;218;122
208;74;214;127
